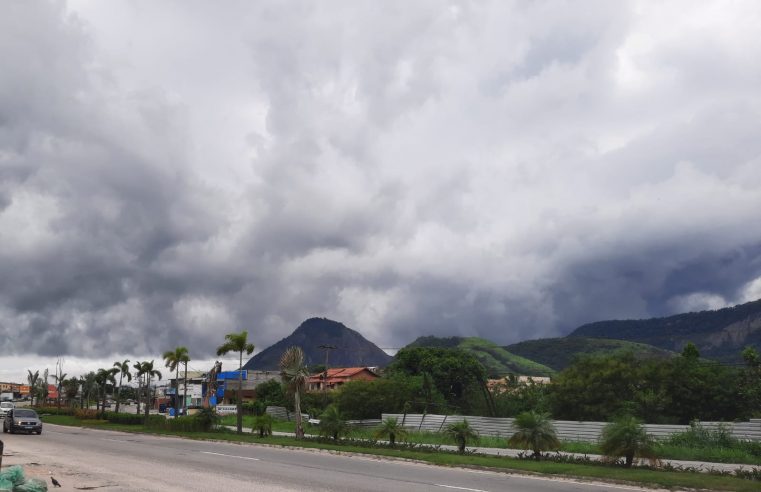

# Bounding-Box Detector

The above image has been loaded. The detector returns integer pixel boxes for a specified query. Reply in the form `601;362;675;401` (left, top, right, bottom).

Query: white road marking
200;451;260;461
436;486;488;492
101;438;130;443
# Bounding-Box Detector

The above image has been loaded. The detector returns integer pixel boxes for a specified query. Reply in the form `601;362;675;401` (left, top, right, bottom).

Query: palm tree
113;359;132;414
132;361;144;414
162;347;189;416
216;331;255;434
80;372;97;409
445;419;479;453
600;416;658;468
95;368;118;417
318;405;348;441
252;413;274;437
27;370;40;406
279;346;310;439
53;371;67;409
62;378;80;407
508;411;560;460
374;416;408;447
139;360;162;423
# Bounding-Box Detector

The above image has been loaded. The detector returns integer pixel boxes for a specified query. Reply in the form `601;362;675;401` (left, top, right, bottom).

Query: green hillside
505;336;674;371
407;336;555;377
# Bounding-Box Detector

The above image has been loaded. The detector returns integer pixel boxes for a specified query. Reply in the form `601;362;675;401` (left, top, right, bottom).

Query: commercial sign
216;405;237;415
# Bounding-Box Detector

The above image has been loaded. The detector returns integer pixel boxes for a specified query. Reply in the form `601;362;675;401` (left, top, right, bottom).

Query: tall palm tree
279;346;309;439
139;360;162;423
132;361;144;414
216;331;255;434
162;346;189;416
27;370;40;406
445;419;479;453
600;416;658;468
374;416;408;447
63;378;80;407
508;411;560;460
95;368;118;417
113;359;132;414
53;371;67;409
80;372;97;409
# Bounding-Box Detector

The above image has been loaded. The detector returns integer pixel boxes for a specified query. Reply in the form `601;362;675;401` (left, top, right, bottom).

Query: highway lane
1;424;656;491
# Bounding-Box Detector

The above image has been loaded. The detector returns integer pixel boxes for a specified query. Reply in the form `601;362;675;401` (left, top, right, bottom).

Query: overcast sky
2;0;761;382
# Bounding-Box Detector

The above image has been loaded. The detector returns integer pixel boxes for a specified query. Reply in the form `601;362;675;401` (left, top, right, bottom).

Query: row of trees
295;344;761;424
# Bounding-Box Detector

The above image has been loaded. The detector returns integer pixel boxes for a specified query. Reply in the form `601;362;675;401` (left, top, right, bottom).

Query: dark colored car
2;408;42;434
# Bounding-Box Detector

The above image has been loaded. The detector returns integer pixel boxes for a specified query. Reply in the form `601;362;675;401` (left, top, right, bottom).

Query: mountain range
242;298;761;375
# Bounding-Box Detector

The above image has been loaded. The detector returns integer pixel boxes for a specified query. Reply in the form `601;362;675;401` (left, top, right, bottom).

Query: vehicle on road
0;401;14;419
2;408;42;434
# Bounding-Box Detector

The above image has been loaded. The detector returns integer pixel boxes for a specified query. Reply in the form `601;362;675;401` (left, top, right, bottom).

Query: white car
0;401;14;419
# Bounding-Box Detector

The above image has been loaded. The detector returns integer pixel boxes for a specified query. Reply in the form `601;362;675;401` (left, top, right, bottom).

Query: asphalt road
0;424;656;492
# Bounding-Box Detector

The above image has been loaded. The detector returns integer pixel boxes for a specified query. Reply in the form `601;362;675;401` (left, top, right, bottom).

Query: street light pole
317;344;336;401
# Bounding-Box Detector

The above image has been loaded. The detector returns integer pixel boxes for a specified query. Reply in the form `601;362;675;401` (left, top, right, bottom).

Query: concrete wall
382;413;761;442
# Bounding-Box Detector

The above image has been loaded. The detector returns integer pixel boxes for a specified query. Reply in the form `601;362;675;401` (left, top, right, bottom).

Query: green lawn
40;415;760;491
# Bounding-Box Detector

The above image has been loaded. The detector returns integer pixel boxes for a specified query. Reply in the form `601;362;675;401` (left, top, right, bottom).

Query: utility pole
318;344;336;402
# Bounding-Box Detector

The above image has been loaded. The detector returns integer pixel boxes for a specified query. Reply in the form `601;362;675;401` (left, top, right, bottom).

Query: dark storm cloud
2;0;761;363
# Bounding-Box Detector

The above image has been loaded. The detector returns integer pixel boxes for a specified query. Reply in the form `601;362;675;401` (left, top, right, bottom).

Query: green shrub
601;416;658;468
252;414;274;437
667;421;735;448
74;408;100;420
35;406;75;416
103;412;146;425
194;408;220;431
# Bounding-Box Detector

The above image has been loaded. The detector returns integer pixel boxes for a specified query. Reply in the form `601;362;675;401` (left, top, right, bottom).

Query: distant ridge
243;318;393;371
569;298;761;361
505;337;674;371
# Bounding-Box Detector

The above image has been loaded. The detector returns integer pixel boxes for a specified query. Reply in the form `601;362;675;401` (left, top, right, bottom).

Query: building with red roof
307;367;379;391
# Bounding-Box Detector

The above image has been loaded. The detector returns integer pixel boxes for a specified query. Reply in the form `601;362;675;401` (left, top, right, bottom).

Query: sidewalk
222;426;756;474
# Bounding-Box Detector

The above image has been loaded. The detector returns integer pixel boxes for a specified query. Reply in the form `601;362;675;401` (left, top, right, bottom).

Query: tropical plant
252;413;274;437
138;360;162;423
600;415;658;467
63;378;80;406
445;419;479;453
27;370;40;406
95;368;118;417
53;359;66;409
163;346;189;416
374;416;408;447
318;405;348;441
113;359;132;414
507;411;560;460
79;372;97;409
38;369;49;406
132;361;144;414
216;331;255;434
194;407;220;432
279;346;310;439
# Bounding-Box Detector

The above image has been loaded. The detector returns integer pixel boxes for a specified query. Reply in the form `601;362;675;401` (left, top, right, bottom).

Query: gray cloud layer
2;0;761;359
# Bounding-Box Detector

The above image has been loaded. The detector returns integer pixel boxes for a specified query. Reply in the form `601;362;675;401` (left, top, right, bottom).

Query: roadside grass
40;415;760;491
